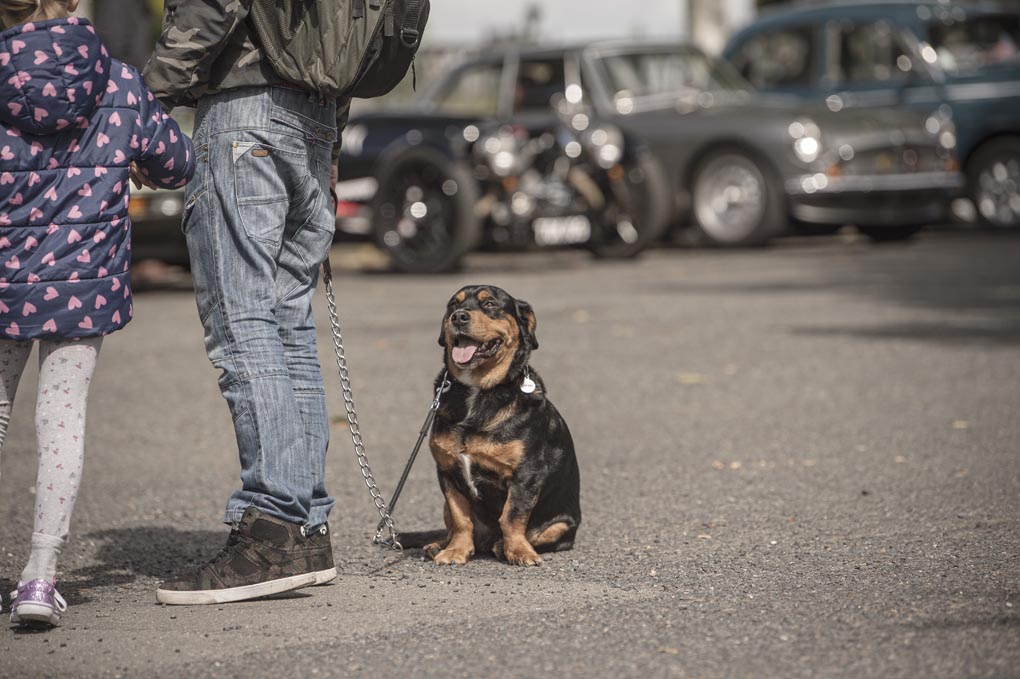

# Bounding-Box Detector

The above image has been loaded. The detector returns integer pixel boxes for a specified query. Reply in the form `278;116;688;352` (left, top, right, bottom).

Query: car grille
839;146;948;175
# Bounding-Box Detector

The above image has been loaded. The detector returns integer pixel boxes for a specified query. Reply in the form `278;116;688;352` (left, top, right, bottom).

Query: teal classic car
724;0;1020;228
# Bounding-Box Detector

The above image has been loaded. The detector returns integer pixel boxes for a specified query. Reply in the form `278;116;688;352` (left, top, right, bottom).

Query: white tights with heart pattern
0;337;102;582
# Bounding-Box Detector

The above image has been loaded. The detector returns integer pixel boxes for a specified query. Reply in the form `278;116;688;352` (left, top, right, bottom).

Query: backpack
247;0;430;99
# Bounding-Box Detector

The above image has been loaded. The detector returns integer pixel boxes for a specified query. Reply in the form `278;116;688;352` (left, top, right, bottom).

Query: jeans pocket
232;141;290;245
180;186;206;235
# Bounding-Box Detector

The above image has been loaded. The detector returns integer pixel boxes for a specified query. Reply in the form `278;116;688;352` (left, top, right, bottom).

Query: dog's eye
483;299;498;310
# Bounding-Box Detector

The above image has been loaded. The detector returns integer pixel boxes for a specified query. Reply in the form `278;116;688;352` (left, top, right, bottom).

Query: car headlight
925;107;957;150
794;136;820;162
583;125;625;170
789;118;822;163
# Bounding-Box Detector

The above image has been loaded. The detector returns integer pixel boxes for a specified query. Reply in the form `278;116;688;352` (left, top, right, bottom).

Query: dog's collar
445;367;536;394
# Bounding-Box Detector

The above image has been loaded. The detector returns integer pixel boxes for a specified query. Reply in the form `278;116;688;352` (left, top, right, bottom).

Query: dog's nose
451;310;470;326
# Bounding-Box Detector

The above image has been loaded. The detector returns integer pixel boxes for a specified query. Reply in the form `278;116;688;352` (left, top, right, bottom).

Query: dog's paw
422;542;445;560
502;540;542;567
491;540;505;560
432;546;474;565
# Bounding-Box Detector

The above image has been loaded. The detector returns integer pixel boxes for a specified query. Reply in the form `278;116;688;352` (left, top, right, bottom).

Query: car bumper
785;171;964;225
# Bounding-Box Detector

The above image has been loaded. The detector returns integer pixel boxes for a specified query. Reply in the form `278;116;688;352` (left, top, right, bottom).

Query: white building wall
686;0;757;54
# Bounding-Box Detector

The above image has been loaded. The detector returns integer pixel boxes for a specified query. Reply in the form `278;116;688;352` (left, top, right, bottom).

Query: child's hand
129;162;159;191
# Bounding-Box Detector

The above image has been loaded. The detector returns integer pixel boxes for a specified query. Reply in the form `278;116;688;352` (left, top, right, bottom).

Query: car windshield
596;50;749;101
928;14;1020;74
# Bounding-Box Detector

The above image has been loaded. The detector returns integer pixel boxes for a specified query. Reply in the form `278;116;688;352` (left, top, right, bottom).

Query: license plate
533;216;591;246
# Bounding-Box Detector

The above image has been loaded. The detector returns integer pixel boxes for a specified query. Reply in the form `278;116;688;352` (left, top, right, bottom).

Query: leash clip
432;370;451;409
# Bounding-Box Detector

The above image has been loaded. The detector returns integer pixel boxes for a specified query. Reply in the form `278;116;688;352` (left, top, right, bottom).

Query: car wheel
967;137;1020;228
586;151;672;259
690;149;784;246
371;147;480;273
857;224;924;242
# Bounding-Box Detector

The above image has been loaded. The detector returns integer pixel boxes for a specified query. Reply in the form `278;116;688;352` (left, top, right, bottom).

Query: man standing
143;1;350;605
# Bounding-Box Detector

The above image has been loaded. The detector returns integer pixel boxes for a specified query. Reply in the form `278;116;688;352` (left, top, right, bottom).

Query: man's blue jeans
182;86;337;528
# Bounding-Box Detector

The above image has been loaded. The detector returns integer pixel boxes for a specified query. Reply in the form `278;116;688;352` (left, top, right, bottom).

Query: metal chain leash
321;259;401;549
373;368;449;537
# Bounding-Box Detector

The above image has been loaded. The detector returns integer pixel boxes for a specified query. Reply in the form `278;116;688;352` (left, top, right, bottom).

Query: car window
928;14;1020;74
729;26;817;89
434;62;503;117
598;50;748;98
513;58;566;113
837;21;915;84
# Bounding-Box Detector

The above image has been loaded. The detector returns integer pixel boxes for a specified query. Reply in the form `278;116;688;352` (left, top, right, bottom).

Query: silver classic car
337;41;963;260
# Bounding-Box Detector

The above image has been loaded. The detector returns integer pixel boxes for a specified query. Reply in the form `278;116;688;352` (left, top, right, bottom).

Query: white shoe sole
155;571;317;605
12;603;60;626
313;567;338;585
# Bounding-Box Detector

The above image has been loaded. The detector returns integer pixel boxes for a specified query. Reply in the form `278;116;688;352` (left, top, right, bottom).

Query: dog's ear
514;299;539;350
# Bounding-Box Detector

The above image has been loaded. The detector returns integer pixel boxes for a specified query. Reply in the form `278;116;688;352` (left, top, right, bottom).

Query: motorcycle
369;112;671;273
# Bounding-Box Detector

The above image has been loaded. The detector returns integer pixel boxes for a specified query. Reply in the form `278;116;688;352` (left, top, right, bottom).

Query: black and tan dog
424;284;581;566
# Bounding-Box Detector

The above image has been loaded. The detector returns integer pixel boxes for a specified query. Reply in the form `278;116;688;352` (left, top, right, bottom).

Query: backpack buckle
400;27;420;48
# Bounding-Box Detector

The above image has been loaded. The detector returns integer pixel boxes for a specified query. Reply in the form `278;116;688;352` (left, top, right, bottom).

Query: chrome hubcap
976;154;1020;227
693;155;766;242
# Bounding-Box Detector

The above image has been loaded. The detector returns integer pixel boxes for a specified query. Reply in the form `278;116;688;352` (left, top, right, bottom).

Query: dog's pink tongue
452;342;479;364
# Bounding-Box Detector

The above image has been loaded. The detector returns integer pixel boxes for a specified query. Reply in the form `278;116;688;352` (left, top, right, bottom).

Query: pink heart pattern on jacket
0;17;196;340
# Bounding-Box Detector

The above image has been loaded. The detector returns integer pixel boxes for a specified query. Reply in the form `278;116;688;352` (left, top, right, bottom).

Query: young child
0;0;194;626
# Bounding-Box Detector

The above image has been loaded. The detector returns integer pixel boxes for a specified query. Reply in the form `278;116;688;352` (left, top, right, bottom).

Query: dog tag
521;376;536;394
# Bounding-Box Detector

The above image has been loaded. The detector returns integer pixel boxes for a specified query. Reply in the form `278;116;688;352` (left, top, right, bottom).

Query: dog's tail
393;529;447;549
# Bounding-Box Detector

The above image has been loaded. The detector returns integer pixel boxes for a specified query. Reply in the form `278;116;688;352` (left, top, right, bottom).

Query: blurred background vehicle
724;0;1020;229
361;115;672;273
68;0;1003;273
338;41;961;260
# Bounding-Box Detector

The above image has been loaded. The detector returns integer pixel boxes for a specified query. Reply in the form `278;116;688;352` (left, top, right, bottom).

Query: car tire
857;224;924;242
690;149;785;247
371;147;481;274
585;151;672;259
967;137;1020;229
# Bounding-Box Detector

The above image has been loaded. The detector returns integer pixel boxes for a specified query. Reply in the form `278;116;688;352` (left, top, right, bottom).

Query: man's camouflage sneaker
306;523;338;585
156;507;324;605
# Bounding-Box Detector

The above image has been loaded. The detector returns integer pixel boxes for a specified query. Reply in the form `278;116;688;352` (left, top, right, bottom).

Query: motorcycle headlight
476;127;527;177
789;118;822;163
583;125;625;170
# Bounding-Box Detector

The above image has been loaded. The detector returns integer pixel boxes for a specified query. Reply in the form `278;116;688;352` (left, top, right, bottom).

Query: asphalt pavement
1;229;1018;679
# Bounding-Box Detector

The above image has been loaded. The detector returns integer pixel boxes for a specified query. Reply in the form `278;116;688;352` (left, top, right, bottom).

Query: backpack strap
400;0;425;48
353;0;365;19
384;1;395;37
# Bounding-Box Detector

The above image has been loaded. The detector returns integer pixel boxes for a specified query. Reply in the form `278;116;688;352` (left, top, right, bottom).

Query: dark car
338;41;961;262
724;0;1020;228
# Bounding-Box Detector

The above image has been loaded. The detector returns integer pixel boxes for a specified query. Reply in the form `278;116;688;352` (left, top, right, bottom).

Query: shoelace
52;589;67;613
207;530;242;568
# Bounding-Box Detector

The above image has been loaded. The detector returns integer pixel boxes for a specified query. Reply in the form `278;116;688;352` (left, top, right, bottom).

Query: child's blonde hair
1;0;72;27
